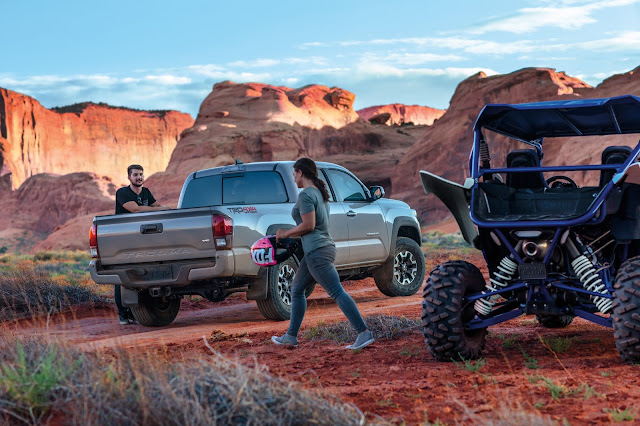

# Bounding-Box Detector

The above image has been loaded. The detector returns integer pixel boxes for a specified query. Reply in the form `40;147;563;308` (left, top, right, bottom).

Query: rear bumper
89;251;236;288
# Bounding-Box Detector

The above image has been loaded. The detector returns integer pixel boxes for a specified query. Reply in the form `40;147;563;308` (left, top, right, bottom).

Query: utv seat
599;145;633;187
505;149;547;189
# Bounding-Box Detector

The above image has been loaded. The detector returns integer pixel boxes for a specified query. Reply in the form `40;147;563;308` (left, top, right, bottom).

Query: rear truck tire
373;237;426;297
421;260;487;361
256;256;316;321
130;292;181;327
536;315;574;328
612;256;640;363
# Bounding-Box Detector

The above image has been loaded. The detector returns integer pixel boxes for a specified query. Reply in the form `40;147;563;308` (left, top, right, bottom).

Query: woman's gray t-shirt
292;187;334;253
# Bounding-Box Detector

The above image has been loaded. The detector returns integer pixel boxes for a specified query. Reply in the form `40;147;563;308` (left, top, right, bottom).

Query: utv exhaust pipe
523;241;539;258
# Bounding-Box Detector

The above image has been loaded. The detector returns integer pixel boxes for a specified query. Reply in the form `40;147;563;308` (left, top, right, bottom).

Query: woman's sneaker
271;334;298;347
346;329;375;350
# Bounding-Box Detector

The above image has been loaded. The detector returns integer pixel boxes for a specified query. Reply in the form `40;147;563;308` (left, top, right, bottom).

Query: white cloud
144;75;192;85
379;53;465;65
227;58;280;68
469;0;640;34
576;31;640;50
469;7;596;34
353;62;498;79
298;41;328;49
284;56;328;65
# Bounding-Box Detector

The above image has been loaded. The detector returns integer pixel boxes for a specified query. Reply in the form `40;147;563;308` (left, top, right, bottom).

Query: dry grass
0;252;105;322
304;314;420;343
0;336;366;425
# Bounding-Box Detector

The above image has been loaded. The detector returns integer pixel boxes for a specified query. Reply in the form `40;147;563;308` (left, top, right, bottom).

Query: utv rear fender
419;170;479;249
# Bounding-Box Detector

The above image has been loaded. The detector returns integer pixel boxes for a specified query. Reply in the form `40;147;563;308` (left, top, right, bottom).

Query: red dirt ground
5;251;640;424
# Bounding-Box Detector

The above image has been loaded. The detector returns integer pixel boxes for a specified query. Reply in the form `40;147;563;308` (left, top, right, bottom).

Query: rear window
223;171;288;204
181;175;222;208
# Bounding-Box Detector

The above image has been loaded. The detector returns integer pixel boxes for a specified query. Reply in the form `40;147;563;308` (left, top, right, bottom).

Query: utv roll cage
470;95;640;228
465;95;640;329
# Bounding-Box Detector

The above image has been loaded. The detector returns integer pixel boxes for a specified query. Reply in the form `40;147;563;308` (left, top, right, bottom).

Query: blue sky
1;0;638;117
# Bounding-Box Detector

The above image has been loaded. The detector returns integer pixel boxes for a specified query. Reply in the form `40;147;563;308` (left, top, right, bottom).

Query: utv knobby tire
612;256;640;363
130;293;180;327
256;256;316;321
421;260;487;361
373;237;426;297
536;315;574;329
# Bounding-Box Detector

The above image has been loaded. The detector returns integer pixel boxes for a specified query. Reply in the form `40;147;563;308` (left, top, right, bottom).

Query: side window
223;171;288;204
181;175;222;208
326;169;367;202
317;169;335;202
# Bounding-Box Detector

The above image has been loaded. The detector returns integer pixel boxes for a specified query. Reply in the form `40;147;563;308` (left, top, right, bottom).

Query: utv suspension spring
474;256;518;316
571;255;612;314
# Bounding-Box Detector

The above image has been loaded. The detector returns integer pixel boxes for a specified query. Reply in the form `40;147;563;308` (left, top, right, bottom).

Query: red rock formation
0;172;114;252
147;81;423;204
33;210;111;252
5;67;640;251
357;104;446;126
0;88;194;190
391;67;640;224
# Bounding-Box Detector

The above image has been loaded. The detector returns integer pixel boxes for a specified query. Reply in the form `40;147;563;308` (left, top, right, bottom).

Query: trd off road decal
227;207;258;214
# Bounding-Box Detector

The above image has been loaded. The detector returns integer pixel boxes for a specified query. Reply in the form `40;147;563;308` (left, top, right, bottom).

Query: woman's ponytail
294;157;330;202
312;177;330;202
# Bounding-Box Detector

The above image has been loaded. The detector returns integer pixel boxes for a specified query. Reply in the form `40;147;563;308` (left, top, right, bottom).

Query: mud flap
419;170;479;248
121;287;139;307
246;266;268;300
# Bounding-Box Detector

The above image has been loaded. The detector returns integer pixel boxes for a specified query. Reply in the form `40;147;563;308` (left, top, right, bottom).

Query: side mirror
369;185;385;201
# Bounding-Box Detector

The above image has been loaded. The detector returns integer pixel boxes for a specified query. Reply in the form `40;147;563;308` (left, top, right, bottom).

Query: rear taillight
212;214;233;249
89;223;99;258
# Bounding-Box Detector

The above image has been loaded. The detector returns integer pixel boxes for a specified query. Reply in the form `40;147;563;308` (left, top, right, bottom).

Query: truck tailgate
96;207;216;266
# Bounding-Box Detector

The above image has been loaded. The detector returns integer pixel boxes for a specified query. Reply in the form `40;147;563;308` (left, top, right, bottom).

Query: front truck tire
374;237;426;297
130;291;181;327
421;260;487;361
256;256;316;321
612;256;640;363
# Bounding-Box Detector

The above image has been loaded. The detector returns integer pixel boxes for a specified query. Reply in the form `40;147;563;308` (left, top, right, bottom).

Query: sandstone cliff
0;88;194;189
5;66;640;252
0;172;114;252
146;81;425;204
357;104;446;126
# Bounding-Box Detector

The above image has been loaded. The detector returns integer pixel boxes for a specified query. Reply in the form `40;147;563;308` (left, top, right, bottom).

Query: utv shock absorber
474;256;518;316
565;238;612;314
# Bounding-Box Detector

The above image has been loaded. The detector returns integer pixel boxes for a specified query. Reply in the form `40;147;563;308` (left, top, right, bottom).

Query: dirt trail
6;275;640;424
5;279;421;351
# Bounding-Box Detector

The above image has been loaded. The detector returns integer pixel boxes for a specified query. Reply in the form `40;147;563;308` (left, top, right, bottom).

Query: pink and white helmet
250;235;299;267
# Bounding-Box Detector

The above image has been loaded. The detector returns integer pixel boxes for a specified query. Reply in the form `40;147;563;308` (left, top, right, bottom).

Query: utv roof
474;95;640;142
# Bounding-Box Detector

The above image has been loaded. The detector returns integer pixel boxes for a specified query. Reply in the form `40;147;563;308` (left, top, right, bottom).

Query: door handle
140;223;163;234
346;211;357;217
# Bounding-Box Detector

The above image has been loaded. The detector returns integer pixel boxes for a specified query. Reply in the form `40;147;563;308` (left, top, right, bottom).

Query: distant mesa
0;87;194;190
1;65;639;251
357;104;446;126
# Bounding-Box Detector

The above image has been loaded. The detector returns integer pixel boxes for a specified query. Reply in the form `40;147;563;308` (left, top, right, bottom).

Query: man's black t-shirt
115;186;157;214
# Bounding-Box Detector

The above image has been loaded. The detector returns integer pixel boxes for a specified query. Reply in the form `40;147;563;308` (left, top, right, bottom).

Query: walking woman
271;158;374;349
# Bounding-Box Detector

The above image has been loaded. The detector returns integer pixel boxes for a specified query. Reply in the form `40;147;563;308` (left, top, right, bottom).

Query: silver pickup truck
89;161;425;326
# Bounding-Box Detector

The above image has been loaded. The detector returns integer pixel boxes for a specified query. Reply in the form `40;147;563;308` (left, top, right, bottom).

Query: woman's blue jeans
287;245;367;337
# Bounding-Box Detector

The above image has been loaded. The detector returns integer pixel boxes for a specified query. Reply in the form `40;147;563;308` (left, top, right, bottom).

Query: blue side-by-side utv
420;95;640;363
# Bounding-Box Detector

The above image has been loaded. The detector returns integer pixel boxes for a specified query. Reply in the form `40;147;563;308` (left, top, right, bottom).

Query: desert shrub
421;231;468;249
0;336;365;425
0;258;102;321
304;315;420;343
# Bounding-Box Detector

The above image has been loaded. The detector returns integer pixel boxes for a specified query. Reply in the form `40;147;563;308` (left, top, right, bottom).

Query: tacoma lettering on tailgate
124;248;191;259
